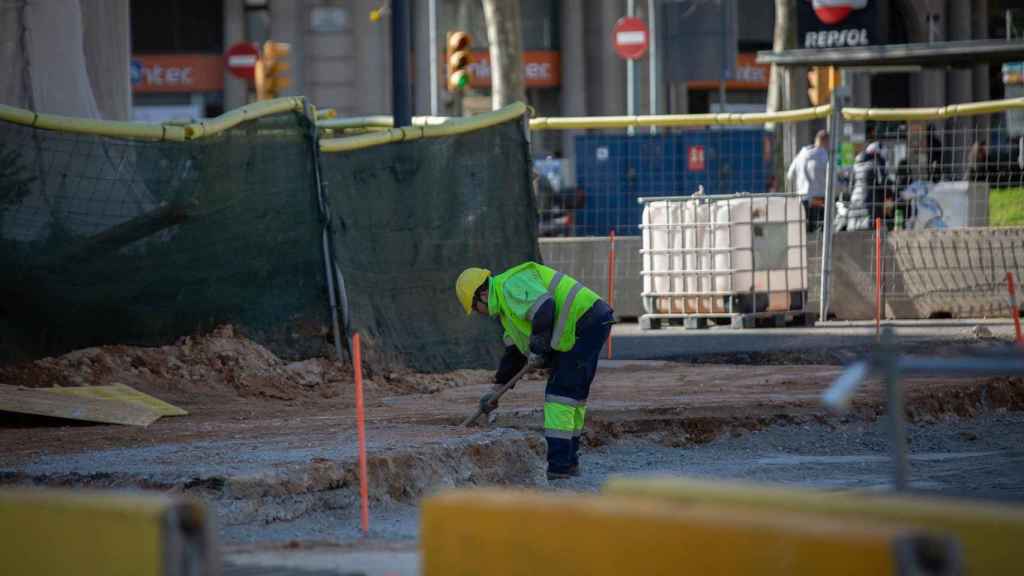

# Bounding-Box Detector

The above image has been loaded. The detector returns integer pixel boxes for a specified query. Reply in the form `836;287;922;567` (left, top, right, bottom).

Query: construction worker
455;263;614;481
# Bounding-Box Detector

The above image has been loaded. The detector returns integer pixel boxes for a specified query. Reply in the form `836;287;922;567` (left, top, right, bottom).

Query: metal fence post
880;327;909;491
818;93;842;321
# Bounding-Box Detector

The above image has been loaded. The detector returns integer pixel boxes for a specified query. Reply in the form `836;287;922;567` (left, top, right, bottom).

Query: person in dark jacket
848;142;888;230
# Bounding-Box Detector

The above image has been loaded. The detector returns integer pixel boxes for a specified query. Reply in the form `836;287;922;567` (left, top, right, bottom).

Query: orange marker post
353;333;370;536
1008;272;1023;345
875;218;882;340
607;229;616;359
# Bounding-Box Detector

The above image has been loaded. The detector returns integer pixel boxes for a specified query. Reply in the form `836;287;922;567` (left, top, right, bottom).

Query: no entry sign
225;42;260;80
613;17;649;60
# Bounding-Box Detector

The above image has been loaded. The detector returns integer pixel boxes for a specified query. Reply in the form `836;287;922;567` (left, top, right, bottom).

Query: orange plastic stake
1008;272;1023;345
353;332;370;536
875;218;882;340
607;229;616;359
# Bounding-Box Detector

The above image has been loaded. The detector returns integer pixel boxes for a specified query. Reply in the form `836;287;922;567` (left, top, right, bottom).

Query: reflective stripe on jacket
488;262;600;354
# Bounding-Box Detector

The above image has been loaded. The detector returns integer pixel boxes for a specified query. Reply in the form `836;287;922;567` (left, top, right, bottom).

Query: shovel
461;363;532;427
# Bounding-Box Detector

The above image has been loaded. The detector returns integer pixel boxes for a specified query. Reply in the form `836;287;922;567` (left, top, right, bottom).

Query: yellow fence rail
5;96;1024;146
0;97;306;142
318;101;528;153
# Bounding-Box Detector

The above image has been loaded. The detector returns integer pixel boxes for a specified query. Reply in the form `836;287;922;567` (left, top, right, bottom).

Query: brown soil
1;328;1022;469
0;324;490;405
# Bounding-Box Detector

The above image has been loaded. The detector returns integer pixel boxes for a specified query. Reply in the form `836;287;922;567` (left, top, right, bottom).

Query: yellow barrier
529;104;832;130
421;488;958;576
605;476;1024;575
319;101;528;153
0;488;218;576
844;96;1024;121
317;115;454;131
0;97;305;142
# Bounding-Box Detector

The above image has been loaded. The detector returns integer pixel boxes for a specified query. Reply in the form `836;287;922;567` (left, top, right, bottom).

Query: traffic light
807;66;841;106
446;31;472;92
254;41;291;100
807;67;827;106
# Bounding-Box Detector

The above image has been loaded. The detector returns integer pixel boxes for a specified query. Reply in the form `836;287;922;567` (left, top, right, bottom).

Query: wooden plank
0;384;160;426
47;383;187;417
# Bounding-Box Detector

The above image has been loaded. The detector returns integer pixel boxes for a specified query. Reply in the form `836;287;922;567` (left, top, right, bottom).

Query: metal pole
428;0;438;116
627;0;636;135
718;0;728;112
880;327;909;491
391;0;412;127
648;0;657;134
818;88;841;321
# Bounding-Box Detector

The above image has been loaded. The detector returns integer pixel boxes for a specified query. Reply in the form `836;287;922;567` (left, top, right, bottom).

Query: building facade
131;1;1015;139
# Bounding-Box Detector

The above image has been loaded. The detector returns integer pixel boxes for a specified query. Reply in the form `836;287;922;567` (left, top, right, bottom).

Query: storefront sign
687;53;770;90
797;0;879;49
131;54;223;93
468;51;561;88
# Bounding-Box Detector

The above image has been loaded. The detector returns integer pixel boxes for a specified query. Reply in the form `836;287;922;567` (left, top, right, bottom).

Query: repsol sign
798;0;879;50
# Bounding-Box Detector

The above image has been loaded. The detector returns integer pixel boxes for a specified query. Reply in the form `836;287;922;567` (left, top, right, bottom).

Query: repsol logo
805;28;870;48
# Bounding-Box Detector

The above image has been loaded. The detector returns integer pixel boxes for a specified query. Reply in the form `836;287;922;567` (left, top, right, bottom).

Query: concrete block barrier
0;488;219;576
421;488;958;576
605;476;1024;575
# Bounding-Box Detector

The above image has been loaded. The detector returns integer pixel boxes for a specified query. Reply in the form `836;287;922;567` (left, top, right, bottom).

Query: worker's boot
546;467;574;481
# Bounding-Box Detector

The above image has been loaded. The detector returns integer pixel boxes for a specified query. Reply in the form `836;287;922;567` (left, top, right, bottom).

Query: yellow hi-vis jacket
488;262;600;355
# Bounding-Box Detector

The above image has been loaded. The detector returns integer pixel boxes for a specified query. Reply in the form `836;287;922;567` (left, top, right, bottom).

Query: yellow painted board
0;384;160;426
605;476;1024;576
0;487;218;576
421;488;958;576
46;383;187;417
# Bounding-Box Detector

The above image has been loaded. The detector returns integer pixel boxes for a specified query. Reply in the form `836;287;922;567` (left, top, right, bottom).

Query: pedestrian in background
787;129;829;232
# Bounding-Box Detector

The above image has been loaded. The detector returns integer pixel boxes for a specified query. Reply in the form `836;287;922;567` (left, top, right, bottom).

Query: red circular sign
224;42;260;80
613;17;649;60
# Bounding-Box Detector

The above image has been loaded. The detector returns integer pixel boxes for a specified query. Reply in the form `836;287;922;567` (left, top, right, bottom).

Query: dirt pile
0;325;491;404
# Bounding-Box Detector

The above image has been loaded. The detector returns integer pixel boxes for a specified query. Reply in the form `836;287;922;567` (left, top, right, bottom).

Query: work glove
479;390;500;414
528;352;551;370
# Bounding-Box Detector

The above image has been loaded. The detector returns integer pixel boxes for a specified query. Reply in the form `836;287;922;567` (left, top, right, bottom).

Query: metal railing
823;326;1024;490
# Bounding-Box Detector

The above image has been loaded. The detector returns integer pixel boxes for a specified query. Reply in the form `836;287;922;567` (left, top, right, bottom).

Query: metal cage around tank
638;192;809;330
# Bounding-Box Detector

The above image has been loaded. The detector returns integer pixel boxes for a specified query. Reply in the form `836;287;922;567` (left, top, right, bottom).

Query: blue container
573;129;771;236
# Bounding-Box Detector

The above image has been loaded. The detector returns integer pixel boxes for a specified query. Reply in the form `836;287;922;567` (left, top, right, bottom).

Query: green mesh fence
0;111;327;363
0;107;537;372
322;119;539;371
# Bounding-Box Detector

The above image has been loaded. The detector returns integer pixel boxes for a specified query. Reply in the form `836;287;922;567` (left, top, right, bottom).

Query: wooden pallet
640;312;808;331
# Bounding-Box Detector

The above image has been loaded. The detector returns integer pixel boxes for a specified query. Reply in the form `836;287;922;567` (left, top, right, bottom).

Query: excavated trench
3;330;1023;543
5;376;1023;543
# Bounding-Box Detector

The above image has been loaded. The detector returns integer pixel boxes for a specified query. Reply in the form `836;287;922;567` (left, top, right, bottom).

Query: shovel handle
461;363;532;427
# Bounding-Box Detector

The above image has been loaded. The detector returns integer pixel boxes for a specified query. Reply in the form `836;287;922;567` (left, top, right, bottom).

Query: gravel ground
560;410;1024;501
222;410;1024;545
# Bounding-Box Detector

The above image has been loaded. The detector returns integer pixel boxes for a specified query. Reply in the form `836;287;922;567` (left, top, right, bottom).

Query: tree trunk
768;0;795;184
481;0;525;110
767;0;794;117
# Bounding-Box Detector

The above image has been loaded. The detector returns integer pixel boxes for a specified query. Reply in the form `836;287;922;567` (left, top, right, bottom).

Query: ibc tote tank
640;193;807;322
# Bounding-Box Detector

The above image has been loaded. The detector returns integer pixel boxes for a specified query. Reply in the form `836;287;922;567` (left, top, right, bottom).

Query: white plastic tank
641;200;684;314
641;193;807;317
709;195;807;312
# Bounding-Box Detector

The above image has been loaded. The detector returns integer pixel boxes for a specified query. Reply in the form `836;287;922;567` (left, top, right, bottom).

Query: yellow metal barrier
0;488;218;576
844;96;1024;121
0;97;305;142
529;104;832;130
605;476;1024;575
421;488;958;576
319;101;528;153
